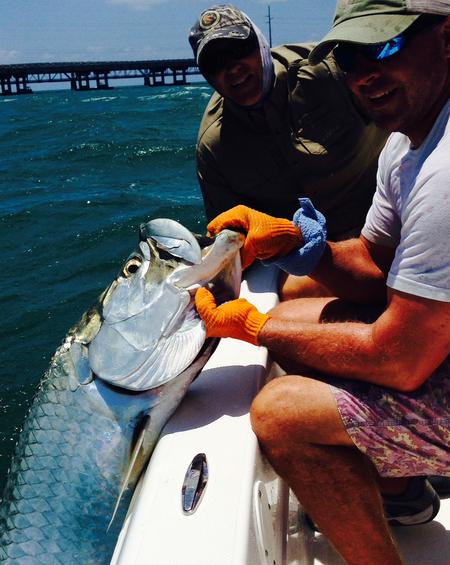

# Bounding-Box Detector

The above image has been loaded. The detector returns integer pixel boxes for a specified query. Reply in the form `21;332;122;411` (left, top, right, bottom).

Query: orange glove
207;205;303;269
195;287;269;346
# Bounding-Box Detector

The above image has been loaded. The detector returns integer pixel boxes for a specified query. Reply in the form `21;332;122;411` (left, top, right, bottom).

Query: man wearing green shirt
189;4;388;244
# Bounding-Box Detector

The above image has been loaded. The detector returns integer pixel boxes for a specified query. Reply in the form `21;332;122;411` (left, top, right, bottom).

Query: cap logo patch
200;10;221;29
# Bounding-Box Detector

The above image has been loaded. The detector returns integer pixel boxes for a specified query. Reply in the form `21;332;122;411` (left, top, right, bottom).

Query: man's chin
370;111;405;134
227;95;261;107
223;79;263;107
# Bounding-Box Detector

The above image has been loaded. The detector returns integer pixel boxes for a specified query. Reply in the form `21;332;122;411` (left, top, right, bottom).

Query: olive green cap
309;0;450;65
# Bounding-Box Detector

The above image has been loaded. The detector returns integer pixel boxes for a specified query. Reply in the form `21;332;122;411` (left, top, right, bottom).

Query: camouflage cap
189;4;253;65
309;0;450;65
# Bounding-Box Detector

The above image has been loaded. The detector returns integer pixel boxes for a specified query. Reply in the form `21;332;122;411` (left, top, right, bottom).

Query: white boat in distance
112;263;450;565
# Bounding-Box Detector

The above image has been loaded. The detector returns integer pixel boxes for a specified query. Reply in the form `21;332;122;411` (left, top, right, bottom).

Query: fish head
87;219;244;392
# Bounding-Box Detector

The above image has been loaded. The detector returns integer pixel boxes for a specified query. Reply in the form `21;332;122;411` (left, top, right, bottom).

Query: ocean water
0;83;213;493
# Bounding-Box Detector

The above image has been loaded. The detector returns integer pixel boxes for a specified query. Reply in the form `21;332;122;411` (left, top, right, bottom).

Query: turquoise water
0;84;212;493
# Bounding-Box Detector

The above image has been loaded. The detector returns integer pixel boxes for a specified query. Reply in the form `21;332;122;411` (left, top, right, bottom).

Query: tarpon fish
0;219;243;564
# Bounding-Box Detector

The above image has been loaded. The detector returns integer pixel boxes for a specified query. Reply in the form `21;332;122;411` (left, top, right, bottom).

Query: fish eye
122;257;142;277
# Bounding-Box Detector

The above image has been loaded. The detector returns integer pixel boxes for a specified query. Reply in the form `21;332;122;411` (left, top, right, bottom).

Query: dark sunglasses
333;35;405;72
333;15;445;72
200;39;258;75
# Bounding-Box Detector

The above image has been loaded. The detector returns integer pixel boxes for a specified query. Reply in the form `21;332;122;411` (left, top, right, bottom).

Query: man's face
345;18;450;145
202;40;263;107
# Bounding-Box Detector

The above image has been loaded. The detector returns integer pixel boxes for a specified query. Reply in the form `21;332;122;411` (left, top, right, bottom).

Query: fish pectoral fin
107;415;152;532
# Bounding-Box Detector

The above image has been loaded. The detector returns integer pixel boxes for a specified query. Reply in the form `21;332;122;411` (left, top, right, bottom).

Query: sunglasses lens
334;33;407;72
201;56;224;75
201;39;257;75
333;45;356;72
233;41;257;60
363;35;406;61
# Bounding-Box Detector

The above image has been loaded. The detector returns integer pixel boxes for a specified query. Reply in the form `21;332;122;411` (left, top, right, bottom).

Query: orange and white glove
207;205;303;269
195;287;269;345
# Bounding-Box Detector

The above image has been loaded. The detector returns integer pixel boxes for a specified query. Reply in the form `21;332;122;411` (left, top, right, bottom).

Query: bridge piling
95;72;111;90
1;77;12;96
15;76;30;94
74;72;91;91
172;69;187;85
0;75;32;95
151;70;165;86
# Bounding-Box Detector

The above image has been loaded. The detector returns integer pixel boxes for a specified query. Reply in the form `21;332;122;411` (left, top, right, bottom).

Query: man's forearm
309;238;389;303
259;317;405;390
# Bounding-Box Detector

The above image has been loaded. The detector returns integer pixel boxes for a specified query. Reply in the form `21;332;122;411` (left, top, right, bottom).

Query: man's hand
207;205;303;269
195;287;269;345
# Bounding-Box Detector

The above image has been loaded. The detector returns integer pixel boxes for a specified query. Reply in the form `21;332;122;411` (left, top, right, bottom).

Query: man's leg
265;298;442;514
278;273;332;300
250;375;403;565
271;294;384;325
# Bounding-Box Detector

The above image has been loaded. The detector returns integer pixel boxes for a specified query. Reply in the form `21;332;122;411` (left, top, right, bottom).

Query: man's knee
250;375;349;447
250;377;294;446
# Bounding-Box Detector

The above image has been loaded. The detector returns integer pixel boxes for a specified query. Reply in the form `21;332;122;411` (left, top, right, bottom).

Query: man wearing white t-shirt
194;1;450;563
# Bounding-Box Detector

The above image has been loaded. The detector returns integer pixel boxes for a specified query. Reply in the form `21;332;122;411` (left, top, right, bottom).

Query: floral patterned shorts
330;357;450;477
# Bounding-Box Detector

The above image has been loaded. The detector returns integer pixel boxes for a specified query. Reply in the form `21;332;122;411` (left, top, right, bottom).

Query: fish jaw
168;229;244;293
140;218;203;265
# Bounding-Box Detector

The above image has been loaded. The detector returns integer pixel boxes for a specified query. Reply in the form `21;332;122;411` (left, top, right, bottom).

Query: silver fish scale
0;346;132;564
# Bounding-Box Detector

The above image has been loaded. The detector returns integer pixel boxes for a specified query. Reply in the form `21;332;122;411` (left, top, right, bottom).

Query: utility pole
266;5;273;48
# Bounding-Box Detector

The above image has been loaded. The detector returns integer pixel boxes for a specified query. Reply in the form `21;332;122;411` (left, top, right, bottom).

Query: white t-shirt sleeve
361;141;401;249
362;130;450;303
387;164;450;302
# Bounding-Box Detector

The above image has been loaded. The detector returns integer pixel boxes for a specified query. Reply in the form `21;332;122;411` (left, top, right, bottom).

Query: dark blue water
0;84;212;492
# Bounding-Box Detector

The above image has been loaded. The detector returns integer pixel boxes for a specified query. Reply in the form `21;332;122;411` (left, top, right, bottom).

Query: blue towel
265;198;327;276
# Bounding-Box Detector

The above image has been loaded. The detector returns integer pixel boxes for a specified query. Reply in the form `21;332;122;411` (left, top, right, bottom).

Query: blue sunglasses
333;34;406;72
333;15;445;72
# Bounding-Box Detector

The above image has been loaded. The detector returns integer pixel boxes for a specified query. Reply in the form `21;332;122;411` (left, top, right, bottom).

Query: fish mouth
168;229;244;291
140;218;204;265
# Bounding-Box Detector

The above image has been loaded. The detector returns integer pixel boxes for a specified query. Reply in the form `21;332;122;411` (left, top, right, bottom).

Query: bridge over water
0;59;201;95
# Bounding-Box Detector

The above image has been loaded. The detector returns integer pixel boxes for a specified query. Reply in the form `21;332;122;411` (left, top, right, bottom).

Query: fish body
0;219;243;564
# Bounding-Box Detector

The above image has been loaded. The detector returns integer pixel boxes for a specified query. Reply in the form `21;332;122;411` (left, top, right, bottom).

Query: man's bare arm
308;236;395;303
259;289;450;392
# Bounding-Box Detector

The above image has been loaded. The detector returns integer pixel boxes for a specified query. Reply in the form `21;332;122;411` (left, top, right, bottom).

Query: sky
0;0;337;64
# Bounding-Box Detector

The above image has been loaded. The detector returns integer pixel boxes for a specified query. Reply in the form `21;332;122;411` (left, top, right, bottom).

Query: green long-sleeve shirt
196;43;388;240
